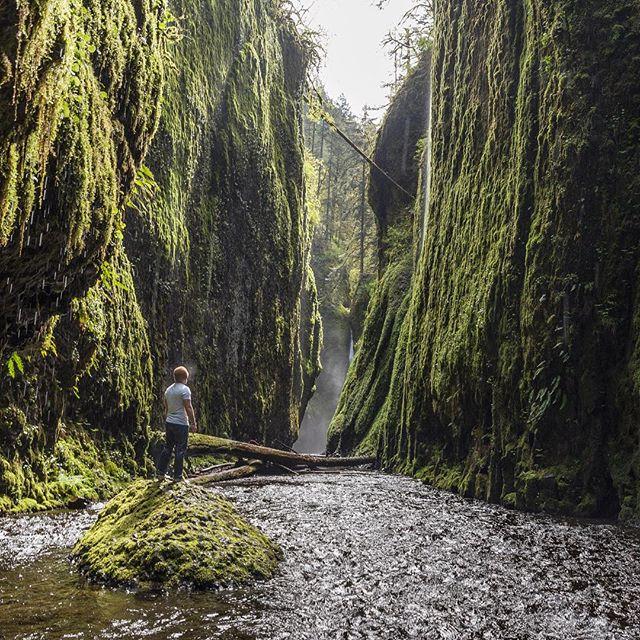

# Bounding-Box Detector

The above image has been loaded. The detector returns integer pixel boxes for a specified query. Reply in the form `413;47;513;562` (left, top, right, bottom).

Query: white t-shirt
165;383;191;426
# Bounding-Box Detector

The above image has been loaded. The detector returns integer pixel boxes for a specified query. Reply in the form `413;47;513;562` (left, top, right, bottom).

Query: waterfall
294;315;351;454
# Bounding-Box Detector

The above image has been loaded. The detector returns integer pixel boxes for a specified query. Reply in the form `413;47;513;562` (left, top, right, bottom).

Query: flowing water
2;472;640;640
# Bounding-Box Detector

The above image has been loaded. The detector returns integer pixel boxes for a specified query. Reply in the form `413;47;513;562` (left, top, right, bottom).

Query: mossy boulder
72;479;281;589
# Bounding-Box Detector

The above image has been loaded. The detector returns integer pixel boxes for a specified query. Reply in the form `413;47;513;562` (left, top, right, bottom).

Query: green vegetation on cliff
332;2;640;521
295;93;378;452
72;479;281;588
0;0;167;512
0;0;166;355
0;417;132;513
0;0;320;512
125;0;320;444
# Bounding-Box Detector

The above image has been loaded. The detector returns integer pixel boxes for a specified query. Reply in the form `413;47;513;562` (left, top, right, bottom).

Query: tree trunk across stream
1;472;640;639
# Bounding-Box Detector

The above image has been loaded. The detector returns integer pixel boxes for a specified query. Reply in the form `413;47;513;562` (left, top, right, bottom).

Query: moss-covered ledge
72;479;281;589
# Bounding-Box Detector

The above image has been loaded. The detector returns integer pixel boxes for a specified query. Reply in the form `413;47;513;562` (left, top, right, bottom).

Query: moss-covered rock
72;479;281;589
125;0;320;445
0;0;166;511
0;0;166;356
0;0;319;511
333;1;640;521
0;424;133;513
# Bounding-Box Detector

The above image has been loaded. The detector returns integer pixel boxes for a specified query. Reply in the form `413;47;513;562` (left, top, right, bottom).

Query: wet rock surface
1;472;640;639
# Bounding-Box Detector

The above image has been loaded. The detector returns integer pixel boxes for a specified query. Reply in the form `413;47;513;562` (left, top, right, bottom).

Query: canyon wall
0;0;319;511
332;1;640;520
125;0;320;444
328;56;430;456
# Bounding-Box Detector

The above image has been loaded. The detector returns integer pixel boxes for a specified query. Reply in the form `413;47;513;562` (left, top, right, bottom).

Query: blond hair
173;366;189;383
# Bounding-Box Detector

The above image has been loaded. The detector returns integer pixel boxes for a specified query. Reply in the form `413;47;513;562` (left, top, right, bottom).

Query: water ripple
1;472;639;639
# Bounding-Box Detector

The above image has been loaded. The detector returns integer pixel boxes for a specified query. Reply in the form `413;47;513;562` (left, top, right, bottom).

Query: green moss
64;244;154;437
328;57;430;457
0;0;165;356
502;492;517;508
0;0;166;510
1;0;316;510
72;479;281;589
0;423;132;514
333;0;640;520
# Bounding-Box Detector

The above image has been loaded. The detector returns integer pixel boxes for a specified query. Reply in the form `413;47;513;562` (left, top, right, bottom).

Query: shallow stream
1;472;640;639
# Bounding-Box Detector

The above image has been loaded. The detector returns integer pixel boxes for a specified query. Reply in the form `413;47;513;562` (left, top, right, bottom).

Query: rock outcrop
72;479;280;589
125;0;321;443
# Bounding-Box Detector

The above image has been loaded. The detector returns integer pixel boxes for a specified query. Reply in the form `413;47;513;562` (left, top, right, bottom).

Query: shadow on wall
294;313;352;454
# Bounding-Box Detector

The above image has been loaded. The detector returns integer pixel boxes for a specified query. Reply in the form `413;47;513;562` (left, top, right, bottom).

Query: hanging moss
335;1;640;521
0;0;166;356
0;0;165;511
125;0;319;445
72;479;281;589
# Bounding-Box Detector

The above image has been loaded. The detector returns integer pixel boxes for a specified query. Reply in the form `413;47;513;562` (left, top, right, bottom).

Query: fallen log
187;433;376;469
271;462;300;475
191;462;237;476
191;460;264;485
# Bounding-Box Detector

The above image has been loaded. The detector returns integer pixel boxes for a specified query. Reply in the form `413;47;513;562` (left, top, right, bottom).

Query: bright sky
303;0;415;117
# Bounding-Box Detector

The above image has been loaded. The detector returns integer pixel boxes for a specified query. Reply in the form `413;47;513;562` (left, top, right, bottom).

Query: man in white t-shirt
156;366;197;481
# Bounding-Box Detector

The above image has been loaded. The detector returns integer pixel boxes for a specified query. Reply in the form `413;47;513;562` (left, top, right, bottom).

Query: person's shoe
156;473;170;482
171;476;183;483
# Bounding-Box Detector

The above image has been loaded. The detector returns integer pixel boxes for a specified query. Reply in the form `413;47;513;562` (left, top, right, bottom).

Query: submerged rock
71;480;281;589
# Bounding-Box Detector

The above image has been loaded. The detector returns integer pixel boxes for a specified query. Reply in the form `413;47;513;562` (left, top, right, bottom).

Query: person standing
157;366;197;481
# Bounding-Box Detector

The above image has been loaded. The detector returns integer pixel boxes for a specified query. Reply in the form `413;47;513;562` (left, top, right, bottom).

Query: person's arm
163;396;168;419
183;398;197;432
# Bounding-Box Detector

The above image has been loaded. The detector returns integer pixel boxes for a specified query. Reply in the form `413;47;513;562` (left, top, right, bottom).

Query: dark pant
157;421;189;479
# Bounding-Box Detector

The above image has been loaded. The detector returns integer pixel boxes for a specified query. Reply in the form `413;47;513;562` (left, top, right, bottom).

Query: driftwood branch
272;462;301;475
191;462;236;476
191;460;264;485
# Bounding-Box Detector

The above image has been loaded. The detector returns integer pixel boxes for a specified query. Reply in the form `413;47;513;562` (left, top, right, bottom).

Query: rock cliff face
0;0;319;512
125;0;320;444
332;2;640;520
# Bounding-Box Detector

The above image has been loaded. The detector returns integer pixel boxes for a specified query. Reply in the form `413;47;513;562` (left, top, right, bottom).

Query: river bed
1;472;639;639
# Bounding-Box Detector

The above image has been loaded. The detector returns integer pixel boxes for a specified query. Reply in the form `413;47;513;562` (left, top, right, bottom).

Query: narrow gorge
2;1;640;638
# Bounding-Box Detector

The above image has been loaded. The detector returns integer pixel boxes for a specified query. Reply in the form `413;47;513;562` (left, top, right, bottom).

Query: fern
6;352;24;379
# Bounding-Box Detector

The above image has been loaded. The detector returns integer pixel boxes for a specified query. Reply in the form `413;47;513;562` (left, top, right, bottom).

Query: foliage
303;89;378;325
328;56;431;457
5;352;24;379
377;0;434;90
